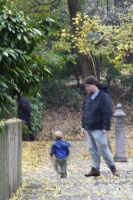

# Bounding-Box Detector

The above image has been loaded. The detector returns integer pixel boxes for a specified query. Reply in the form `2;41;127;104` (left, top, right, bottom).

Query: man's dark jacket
82;84;112;131
18;96;32;123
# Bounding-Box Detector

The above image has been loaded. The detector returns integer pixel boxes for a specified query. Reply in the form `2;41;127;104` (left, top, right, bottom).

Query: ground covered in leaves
10;97;133;200
10;138;133;200
36;94;133;141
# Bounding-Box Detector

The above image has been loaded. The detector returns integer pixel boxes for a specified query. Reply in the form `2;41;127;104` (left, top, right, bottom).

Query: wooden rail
0;120;22;200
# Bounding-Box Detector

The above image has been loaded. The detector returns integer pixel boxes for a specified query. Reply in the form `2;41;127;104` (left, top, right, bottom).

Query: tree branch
28;0;61;12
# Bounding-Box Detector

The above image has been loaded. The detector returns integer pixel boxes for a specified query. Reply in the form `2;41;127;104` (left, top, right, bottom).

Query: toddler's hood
98;83;108;93
55;140;70;148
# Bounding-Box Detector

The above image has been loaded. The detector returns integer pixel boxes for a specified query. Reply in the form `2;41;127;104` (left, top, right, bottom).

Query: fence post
0;124;9;200
113;103;127;162
0;121;22;199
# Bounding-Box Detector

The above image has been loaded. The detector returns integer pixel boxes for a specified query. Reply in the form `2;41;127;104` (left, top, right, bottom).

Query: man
81;76;119;177
17;95;35;141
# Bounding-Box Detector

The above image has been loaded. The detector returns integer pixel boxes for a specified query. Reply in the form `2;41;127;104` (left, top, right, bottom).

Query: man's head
83;76;99;95
54;131;64;140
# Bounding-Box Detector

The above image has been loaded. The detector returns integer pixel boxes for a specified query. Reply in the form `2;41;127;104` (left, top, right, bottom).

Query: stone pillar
114;103;127;162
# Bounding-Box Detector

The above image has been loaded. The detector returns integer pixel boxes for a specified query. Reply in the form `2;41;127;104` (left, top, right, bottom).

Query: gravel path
11;141;133;200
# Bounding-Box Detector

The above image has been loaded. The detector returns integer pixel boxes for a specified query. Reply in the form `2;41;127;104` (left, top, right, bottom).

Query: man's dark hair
83;76;98;87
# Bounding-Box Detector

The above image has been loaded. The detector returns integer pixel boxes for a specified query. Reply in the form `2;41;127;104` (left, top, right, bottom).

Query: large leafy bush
41;80;81;111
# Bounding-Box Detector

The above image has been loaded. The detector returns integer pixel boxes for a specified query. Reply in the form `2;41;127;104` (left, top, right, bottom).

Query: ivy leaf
0;81;8;88
3;14;8;19
3;51;8;57
33;28;42;36
17;34;21;40
46;17;55;22
23;36;28;43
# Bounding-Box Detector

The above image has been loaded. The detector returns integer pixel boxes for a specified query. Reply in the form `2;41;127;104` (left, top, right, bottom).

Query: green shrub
30;98;45;136
22;123;32;141
41;79;81;111
120;72;133;101
11;97;45;140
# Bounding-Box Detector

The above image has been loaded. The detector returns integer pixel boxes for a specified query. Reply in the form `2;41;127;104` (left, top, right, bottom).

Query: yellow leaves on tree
60;10;133;71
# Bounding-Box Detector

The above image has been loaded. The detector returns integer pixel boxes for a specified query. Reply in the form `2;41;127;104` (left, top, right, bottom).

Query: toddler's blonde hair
54;131;64;139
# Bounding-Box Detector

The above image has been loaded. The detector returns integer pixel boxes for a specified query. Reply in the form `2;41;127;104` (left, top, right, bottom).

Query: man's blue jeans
85;130;115;171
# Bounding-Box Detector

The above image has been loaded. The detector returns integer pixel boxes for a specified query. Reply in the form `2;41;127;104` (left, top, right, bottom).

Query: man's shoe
60;172;67;178
110;166;119;176
84;167;100;177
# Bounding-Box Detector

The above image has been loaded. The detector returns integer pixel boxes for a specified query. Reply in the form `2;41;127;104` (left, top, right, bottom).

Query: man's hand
30;113;33;117
81;128;85;136
103;129;107;134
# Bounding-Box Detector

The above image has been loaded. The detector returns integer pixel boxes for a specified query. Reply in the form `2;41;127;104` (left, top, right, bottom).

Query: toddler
50;131;70;178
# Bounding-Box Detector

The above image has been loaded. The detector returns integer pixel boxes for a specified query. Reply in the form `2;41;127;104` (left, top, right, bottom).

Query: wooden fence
0;120;22;200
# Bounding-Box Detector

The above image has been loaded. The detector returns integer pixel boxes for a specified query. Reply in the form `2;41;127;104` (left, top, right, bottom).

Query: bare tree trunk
106;64;112;90
77;52;96;78
67;0;95;78
114;0;125;7
95;55;102;82
114;0;133;8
